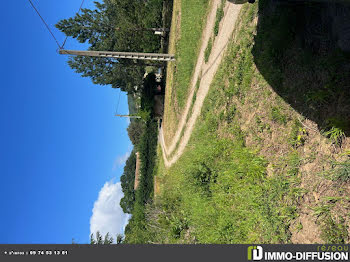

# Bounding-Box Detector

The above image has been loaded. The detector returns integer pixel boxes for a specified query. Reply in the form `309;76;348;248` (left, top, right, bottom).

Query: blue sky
0;1;131;244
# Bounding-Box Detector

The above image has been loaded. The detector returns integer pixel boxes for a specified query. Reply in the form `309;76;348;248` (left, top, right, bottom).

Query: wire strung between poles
28;0;62;49
28;0;86;50
115;88;122;115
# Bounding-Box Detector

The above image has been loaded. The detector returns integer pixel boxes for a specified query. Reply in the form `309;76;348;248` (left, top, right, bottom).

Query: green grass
311;200;349;243
191;78;200;110
173;0;211;110
330;161;350;182
142;4;304;244
214;0;225;36
324;127;345;146
168;78;201;159
204;37;213;63
271;106;287;125
323;117;349;146
321;215;348;244
151;120;299;243
289;120;307;148
127;0;350;244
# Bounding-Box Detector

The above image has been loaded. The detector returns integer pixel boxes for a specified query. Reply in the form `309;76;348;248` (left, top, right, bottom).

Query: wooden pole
59;49;175;62
115;114;141;119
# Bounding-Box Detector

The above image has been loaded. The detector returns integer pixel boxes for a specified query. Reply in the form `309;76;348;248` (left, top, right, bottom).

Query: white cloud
112;151;130;171
90;181;131;242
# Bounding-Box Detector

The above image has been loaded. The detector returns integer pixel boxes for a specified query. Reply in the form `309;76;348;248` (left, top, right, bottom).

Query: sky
0;1;132;244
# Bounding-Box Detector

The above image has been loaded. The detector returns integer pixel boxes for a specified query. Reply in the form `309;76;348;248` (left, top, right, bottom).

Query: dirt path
160;1;242;167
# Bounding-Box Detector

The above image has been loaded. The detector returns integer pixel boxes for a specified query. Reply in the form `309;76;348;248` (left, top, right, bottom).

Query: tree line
89;231;123;244
120;73;159;215
56;0;164;94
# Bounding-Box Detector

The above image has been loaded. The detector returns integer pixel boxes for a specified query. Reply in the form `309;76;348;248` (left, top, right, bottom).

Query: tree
56;0;164;93
90;231;114;244
67;56;144;93
103;233;114;244
90;233;96;244
56;0;162;51
119;150;137;214
116;234;124;244
127;120;144;145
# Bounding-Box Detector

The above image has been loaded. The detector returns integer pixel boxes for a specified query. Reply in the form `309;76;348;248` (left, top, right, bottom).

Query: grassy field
151;0;350;244
171;0;211;109
152;4;298;243
162;0;212;144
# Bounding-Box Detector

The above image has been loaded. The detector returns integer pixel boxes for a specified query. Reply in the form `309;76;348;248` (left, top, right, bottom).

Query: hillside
128;0;350;244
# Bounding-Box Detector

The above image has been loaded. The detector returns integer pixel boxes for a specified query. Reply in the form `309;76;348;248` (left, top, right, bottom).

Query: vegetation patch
172;0;211;110
204;37;213;63
162;0;211;145
312;198;349;244
270;106;288;125
152;0;350;244
323;160;350;183
214;0;225;36
129;4;306;244
320;215;348;244
125;0;350;244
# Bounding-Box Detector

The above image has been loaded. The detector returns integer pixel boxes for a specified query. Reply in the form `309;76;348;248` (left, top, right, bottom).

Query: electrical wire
28;0;62;49
28;0;86;50
115;88;122;115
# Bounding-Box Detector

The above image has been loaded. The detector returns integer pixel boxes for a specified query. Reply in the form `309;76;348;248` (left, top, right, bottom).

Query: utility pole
114;27;169;32
115;114;141;119
59;49;175;62
80;26;169;35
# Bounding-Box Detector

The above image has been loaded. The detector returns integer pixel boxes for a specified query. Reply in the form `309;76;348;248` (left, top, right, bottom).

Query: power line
28;0;62;49
28;0;86;50
115;88;122;115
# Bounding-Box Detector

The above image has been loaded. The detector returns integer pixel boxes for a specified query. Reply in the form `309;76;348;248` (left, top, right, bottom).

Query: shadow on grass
252;0;350;137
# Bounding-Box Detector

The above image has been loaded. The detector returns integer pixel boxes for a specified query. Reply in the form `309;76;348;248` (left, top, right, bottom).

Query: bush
127;120;145;145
